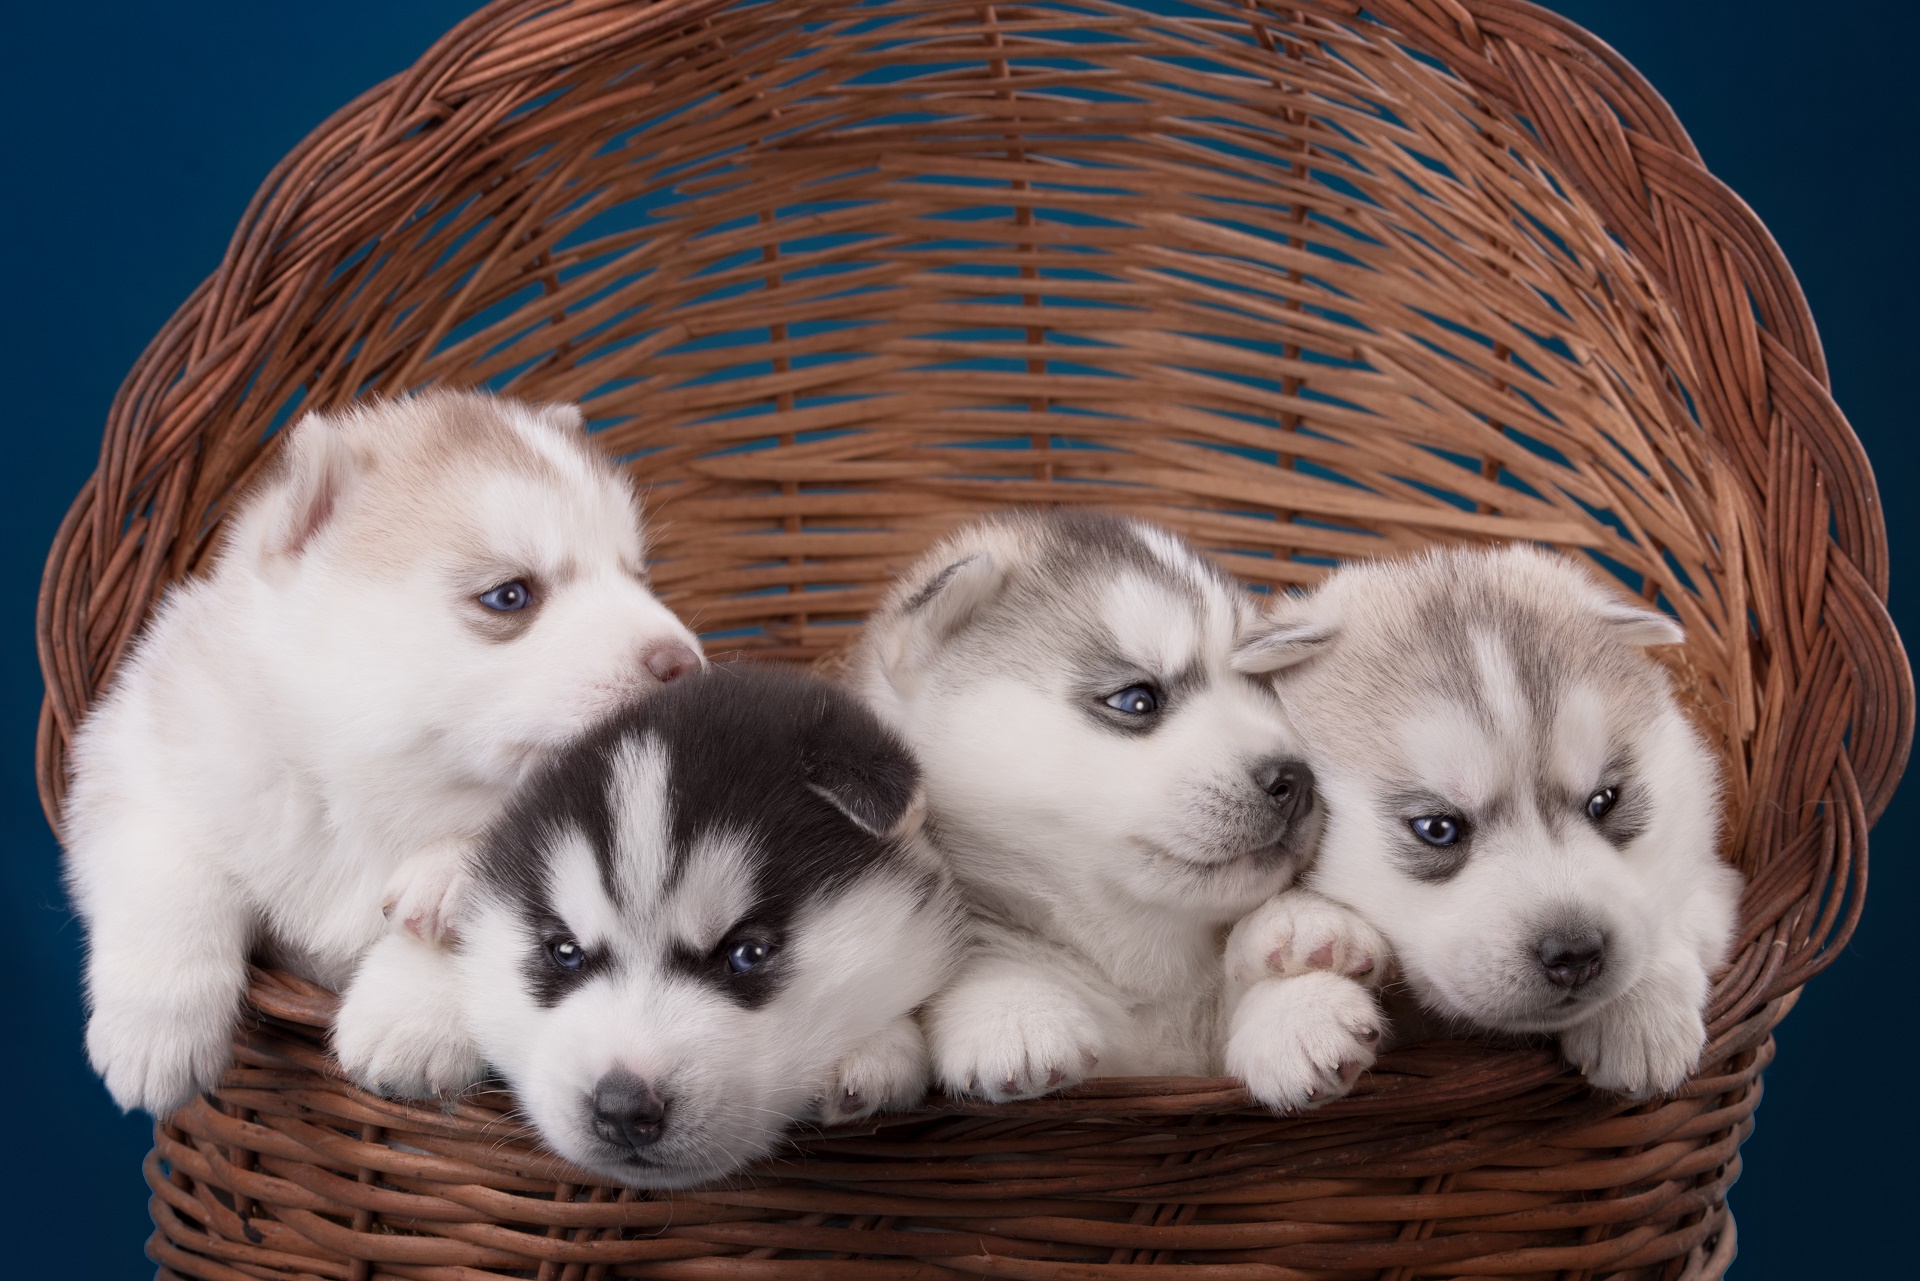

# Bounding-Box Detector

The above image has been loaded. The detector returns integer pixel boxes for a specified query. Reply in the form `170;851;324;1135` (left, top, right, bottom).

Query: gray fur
1263;543;1741;1097
854;509;1386;1110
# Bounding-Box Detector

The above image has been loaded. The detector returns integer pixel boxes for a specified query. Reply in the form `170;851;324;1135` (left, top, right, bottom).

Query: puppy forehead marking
471;468;636;562
1396;700;1503;809
547;825;623;945
1100;572;1199;673
1549;684;1610;791
1134;522;1204;581
1129;523;1245;647
605;736;674;907
1471;629;1530;737
507;403;597;480
662;829;757;953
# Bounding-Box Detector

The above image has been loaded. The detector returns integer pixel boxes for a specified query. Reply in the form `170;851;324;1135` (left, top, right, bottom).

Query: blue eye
1410;815;1462;847
1587;787;1618;820
726;940;773;974
479;580;531;612
548;938;586;972
1104;685;1159;715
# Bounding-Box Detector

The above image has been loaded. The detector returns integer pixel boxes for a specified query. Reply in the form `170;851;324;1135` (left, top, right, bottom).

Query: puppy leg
380;837;474;946
812;1015;931;1125
1224;971;1385;1113
333;930;487;1098
1560;948;1711;1098
924;957;1108;1104
78;824;252;1115
1224;889;1390;1010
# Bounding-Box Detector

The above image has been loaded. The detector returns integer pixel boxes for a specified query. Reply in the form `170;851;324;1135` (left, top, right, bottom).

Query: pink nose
643;642;701;684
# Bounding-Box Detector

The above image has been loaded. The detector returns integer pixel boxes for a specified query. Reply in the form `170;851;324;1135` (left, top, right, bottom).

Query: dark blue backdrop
3;3;1910;1273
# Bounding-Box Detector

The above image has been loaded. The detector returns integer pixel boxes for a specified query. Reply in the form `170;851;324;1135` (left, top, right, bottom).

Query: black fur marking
472;663;924;1010
667;921;788;1009
805;740;919;837
903;557;972;613
477;735;619;930
521;912;612;1008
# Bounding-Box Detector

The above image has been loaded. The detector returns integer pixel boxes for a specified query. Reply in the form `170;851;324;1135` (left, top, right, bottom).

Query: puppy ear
803;719;925;841
257;411;360;563
1234;599;1338;674
879;552;1005;682
532;401;587;433
1595;598;1685;648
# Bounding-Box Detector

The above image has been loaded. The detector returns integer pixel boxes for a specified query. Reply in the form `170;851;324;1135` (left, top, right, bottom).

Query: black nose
1254;758;1315;816
591;1069;667;1150
1538;932;1607;989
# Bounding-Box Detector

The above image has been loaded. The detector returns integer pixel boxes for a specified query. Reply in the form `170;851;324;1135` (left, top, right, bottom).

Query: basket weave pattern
36;1;1908;1277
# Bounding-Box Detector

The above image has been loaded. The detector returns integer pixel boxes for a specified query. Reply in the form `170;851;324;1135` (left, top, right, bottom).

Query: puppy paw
333;934;486;1099
1225;971;1384;1113
380;843;473;947
86;999;234;1115
1226;890;1389;994
928;979;1106;1104
813;1017;932;1125
1560;982;1707;1098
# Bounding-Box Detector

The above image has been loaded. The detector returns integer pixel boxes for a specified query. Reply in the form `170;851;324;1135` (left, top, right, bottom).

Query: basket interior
108;4;1778;847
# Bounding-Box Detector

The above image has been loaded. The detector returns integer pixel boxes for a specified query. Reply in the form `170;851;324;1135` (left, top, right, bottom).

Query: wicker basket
36;0;1909;1276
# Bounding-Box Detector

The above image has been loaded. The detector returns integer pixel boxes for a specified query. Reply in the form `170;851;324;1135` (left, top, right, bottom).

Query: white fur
1263;544;1743;1097
454;840;957;1186
854;511;1384;1111
63;391;703;1114
330;930;488;1097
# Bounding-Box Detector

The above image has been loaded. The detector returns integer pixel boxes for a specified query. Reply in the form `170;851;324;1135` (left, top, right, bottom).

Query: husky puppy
63;391;704;1115
1241;544;1743;1096
852;509;1385;1110
334;665;964;1187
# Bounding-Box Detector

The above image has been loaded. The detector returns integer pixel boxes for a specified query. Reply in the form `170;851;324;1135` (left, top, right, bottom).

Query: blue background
2;2;1910;1273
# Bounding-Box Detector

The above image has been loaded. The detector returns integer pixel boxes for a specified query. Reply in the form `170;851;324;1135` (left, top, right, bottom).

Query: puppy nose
641;641;700;684
1254;758;1315;816
1538;933;1606;989
590;1069;667;1150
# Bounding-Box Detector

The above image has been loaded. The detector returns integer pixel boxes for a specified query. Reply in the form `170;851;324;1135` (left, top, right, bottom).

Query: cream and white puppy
854;509;1385;1111
1243;544;1742;1095
63;391;703;1115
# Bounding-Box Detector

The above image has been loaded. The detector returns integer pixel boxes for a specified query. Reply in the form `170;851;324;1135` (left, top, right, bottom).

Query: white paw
1225;971;1384;1113
928;978;1106;1103
1560;982;1707;1098
813;1018;932;1125
380;843;473;946
1226;890;1389;994
86;998;234;1115
333;933;486;1099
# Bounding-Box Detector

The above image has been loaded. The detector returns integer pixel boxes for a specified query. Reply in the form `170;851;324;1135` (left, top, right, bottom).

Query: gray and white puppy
854;510;1385;1110
334;664;965;1187
1242;544;1742;1095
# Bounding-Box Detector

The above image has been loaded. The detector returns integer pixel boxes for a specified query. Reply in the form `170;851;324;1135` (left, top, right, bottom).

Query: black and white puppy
333;665;964;1187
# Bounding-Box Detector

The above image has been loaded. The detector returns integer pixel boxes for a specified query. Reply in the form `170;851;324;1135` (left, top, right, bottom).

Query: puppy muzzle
590;1068;668;1153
